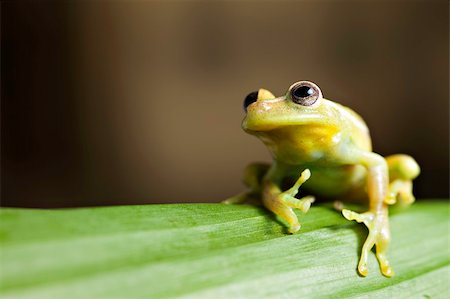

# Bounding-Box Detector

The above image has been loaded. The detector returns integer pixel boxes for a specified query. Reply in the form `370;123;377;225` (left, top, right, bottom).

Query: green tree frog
224;81;420;277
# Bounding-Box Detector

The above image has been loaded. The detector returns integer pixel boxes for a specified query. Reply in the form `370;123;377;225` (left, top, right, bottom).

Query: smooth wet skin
224;81;420;277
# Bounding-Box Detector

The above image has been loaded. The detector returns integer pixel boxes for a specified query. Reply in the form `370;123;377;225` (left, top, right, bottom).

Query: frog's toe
284;169;311;198
398;190;415;206
342;209;373;225
222;198;238;204
288;223;301;234
359;259;392;277
333;200;345;211
358;263;369;277
384;195;397;205
342;209;354;220
379;259;394;277
222;192;249;204
298;196;315;213
282;195;315;213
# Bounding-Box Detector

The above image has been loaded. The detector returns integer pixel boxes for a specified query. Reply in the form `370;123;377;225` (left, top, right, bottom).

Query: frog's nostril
243;91;258;112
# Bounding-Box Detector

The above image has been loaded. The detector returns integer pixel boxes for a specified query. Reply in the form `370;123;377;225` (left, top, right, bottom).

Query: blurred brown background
2;1;448;208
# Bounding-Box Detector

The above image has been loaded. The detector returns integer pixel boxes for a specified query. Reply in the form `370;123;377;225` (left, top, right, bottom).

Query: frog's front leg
342;151;393;277
262;165;315;234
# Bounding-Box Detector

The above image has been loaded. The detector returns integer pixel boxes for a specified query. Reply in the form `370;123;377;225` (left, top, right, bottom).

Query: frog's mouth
242;113;328;133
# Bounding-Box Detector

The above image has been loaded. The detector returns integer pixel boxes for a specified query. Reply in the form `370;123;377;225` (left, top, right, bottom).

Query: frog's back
326;100;372;151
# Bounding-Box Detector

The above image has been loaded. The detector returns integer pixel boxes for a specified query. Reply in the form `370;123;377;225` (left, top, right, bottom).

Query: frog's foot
263;169;314;234
342;208;393;277
385;180;415;206
280;169;315;213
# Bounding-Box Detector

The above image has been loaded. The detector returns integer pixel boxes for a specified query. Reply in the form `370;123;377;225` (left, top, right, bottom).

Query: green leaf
0;200;448;299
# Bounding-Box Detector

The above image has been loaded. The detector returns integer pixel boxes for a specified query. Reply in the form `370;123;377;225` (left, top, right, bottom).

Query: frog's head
242;81;333;132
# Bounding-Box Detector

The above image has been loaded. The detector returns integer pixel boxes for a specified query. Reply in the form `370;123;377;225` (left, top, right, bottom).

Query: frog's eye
289;81;322;106
243;91;258;112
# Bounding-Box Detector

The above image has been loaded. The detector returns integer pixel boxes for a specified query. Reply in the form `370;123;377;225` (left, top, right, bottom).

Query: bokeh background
2;1;448;208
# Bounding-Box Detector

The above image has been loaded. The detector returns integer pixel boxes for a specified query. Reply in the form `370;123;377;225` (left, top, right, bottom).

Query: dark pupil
293;86;314;98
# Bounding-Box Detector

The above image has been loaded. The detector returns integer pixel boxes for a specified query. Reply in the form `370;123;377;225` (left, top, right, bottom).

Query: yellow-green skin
224;81;420;278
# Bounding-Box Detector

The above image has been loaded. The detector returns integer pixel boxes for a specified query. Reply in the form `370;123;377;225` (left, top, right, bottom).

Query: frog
224;81;420;277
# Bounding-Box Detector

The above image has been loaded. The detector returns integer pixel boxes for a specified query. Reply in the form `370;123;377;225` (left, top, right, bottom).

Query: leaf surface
0;201;448;298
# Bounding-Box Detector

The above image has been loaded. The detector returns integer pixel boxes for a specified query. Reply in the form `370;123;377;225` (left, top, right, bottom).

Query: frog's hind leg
384;155;420;205
222;162;270;204
342;154;419;276
342;151;394;277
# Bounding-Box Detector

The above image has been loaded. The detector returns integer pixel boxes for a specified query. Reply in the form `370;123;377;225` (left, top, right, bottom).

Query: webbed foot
342;207;393;277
